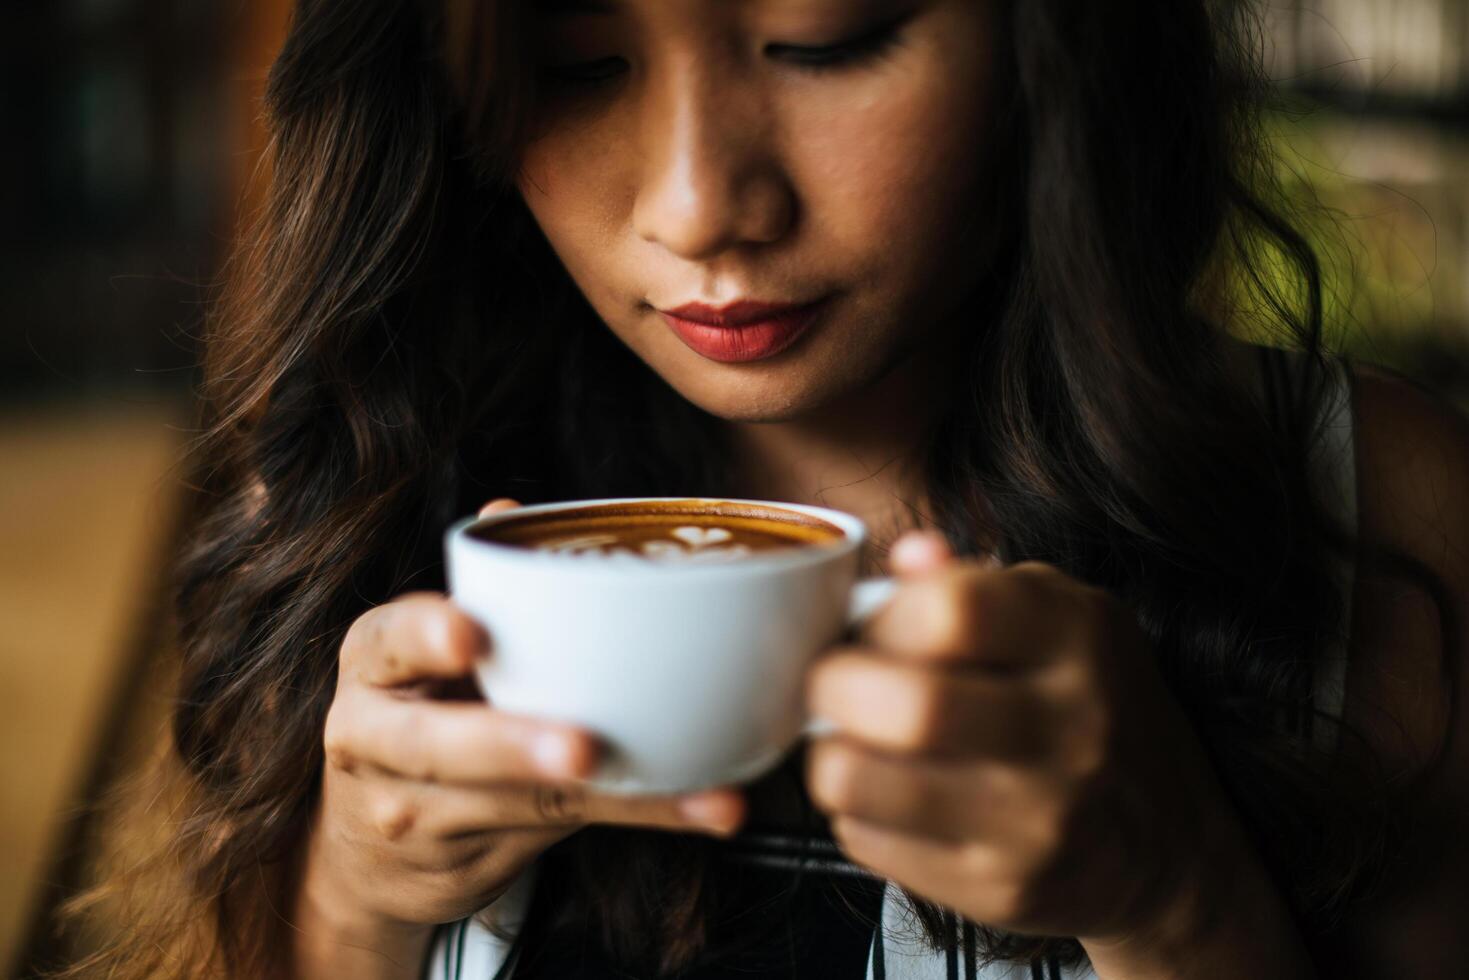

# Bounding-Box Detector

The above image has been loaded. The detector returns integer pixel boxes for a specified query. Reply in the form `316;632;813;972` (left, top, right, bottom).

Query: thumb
888;530;955;577
479;498;523;518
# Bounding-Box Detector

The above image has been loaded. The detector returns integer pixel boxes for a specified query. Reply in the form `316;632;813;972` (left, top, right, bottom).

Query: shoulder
1325;363;1469;971
1343;361;1469;786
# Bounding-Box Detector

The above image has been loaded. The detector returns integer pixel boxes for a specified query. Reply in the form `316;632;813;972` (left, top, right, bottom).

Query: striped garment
426;349;1359;979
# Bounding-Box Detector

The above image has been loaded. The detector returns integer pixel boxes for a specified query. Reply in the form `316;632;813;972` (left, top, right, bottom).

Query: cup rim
446;496;866;577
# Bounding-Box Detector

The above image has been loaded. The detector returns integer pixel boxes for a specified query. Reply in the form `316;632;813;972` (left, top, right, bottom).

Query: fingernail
680;794;739;834
479;498;521;517
891;532;952;572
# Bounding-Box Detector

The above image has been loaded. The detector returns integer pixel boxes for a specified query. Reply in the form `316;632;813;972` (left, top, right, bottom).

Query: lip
658;297;829;363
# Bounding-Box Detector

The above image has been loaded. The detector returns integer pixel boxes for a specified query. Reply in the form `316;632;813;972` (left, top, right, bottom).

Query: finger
806;649;1054;758
325;692;601;785
403;781;746;838
829;815;1000;919
807;738;997;843
479;498;523;518
515;783;747;837
861;562;1067;668
354;780;569;848
341;594;489;688
889;531;955;576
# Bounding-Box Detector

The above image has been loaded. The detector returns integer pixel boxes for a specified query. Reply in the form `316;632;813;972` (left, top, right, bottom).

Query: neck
723;342;961;576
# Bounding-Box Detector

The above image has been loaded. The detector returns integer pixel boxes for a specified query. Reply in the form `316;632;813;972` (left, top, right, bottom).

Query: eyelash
773;18;907;71
540;18;907;86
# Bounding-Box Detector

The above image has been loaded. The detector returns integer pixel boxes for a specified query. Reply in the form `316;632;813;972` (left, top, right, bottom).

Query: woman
57;0;1468;977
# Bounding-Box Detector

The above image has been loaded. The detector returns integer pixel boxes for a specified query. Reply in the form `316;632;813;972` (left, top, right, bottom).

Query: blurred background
1;1;290;974
3;0;1468;975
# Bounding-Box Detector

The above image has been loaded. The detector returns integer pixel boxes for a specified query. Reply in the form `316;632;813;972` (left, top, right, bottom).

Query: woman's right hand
294;499;746;969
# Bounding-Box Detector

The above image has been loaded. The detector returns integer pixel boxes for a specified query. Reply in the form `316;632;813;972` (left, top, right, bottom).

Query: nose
631;61;794;260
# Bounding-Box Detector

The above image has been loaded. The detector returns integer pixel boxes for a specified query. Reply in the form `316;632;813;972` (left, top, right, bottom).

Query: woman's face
515;0;1001;422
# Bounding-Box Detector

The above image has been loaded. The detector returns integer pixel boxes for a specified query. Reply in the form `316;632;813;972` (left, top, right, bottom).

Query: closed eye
766;12;912;70
539;11;914;87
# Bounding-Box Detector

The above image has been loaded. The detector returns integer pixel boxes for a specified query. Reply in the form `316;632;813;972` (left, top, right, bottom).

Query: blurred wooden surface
0;401;188;976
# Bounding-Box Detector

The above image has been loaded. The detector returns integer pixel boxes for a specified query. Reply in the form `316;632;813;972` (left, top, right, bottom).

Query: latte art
671;526;732;547
470;500;846;562
543;525;754;562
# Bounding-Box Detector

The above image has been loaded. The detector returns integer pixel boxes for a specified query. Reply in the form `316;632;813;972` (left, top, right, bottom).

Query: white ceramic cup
444;497;895;795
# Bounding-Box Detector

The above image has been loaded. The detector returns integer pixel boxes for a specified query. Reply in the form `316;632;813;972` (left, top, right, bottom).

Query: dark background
1;1;289;974
1;0;245;403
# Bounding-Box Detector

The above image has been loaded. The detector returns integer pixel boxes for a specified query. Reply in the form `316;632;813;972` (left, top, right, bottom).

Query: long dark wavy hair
50;0;1460;976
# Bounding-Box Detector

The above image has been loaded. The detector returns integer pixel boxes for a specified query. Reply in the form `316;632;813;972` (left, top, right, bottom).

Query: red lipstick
659;298;828;363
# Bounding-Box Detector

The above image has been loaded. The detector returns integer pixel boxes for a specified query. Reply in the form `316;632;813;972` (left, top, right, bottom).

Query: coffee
469;499;845;564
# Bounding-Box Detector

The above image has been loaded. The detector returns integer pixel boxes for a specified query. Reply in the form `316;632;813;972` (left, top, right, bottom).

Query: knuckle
321;709;358;774
370;795;419;842
533;784;585;823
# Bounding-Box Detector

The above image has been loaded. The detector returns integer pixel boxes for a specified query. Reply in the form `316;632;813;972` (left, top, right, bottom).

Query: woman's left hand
804;531;1255;951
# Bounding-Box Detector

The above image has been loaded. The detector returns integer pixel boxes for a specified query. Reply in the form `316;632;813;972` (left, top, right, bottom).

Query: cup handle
801;576;898;738
846;576;898;628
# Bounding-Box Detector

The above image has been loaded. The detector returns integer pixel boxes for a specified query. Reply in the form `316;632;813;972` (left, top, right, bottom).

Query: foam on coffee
470;500;845;563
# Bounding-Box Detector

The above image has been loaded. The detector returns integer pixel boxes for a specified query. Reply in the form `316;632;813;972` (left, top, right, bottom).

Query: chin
706;402;807;424
661;370;831;424
680;388;811;424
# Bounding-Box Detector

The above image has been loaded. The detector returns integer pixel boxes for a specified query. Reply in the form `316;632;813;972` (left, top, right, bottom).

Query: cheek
784;44;995;282
516;97;639;242
516;135;633;305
